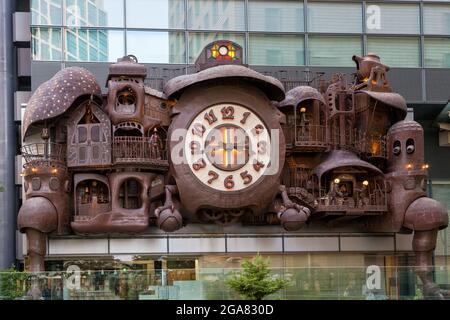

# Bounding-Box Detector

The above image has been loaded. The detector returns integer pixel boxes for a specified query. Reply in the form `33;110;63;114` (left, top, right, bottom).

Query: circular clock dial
185;103;271;191
218;46;228;56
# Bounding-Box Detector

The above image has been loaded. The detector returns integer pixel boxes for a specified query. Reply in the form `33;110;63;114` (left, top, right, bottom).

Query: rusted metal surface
164;64;285;101
405;197;449;231
355;90;407;119
278;86;326;108
17;42;449;298
195;40;244;71
313;150;383;180
22;67;102;138
106;55;147;84
18;197;58;233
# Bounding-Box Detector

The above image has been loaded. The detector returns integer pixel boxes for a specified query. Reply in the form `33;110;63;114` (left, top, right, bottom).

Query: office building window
187;0;245;31
249;34;304;66
188;32;245;63
424;38;450;68
308;36;362;66
31;27;62;61
127;31;186;64
367;37;420;67
65;0;124;27
31;0;63;26
424;5;450;35
65;29;124;62
126;0;185;29
248;0;304;32
365;4;420;34
307;2;362;33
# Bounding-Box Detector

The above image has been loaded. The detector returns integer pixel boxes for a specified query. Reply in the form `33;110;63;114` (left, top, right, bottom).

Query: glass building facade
30;0;450;67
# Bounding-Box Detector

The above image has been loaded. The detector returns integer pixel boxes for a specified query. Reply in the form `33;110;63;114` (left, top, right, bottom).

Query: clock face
185;103;271;191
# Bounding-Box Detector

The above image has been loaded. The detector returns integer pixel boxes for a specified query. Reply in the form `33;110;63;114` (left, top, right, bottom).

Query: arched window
115;87;137;114
119;179;142;209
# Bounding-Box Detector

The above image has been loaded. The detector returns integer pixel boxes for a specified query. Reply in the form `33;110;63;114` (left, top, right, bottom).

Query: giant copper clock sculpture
18;41;448;299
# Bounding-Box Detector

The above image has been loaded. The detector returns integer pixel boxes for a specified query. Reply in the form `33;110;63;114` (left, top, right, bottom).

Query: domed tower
18;67;102;272
368;120;449;298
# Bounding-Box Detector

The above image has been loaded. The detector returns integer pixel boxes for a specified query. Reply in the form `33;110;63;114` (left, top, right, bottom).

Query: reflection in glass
31;27;62;61
65;29;124;62
188;32;245;63
249;34;304;66
424;38;450;68
307;3;362;33
423;5;450;35
431;183;450;268
187;0;245;31
248;0;304;32
31;0;63;26
365;4;419;34
367;37;420;68
127;31;186;64
126;0;185;29
308;36;361;67
65;0;124;27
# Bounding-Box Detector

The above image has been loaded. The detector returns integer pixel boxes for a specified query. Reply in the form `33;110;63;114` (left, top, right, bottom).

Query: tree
225;254;289;300
0;265;28;300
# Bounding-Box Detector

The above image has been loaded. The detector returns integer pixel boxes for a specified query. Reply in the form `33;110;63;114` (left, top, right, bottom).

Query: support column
0;0;17;269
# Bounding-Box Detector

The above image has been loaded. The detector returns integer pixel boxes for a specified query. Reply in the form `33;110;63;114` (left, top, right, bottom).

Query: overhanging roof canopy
314;150;383;180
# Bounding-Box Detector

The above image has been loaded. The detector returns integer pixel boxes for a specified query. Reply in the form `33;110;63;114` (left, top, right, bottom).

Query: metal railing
356;135;387;159
21;143;66;168
112;136;167;164
316;189;387;213
283;125;328;149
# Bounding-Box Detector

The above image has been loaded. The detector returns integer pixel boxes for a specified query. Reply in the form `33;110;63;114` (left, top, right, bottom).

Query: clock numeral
252;124;264;135
207;170;219;184
204;109;218;125
190;141;201;155
192;123;206;137
253;161;265;172
221;106;235;120
192;158;206;171
257;141;267;155
240;112;251;125
224;175;235;189
240;171;253;185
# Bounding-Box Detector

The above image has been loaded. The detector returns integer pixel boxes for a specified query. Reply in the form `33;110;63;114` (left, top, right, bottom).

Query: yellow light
406;164;413;170
20;171;25;177
371;142;379;155
363;77;369;82
31;167;38;173
52;168;58;174
363;180;369;186
334;178;340;184
211;44;219;58
422;164;429;170
300;107;306;113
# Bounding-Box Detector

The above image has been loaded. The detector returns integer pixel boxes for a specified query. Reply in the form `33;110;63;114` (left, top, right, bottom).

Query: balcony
356;135;387;160
21;143;66;169
315;189;387;215
112;136;169;169
283;124;328;152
